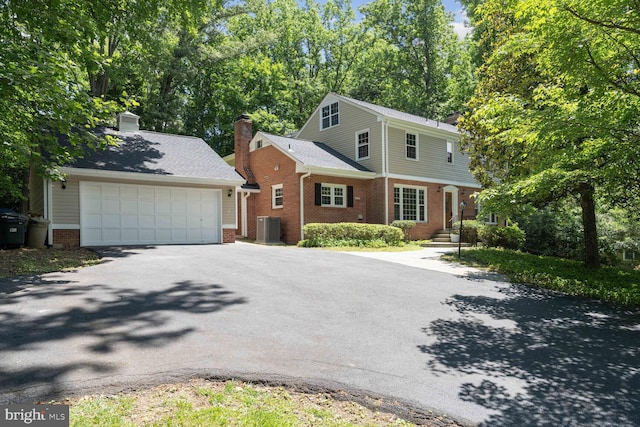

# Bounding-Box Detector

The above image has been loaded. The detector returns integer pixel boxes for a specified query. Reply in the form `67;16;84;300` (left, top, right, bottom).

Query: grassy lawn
0;247;101;278
64;380;422;427
445;248;640;307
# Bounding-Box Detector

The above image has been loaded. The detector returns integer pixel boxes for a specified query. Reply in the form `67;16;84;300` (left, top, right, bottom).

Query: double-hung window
394;186;426;222
272;184;283;209
321;102;339;129
406;133;417;160
356;130;369;160
447;141;454;163
321;184;346;207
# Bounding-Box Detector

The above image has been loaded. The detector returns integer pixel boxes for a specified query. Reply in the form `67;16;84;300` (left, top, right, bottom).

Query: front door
445;192;453;230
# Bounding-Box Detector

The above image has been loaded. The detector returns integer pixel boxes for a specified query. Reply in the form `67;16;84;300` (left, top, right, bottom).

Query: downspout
242;191;250;237
299;168;312;240
45;179;53;245
383;118;390;224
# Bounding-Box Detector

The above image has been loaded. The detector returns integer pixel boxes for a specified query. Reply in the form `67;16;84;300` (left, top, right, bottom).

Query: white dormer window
406;132;418;160
447;141;454;164
321;102;339;130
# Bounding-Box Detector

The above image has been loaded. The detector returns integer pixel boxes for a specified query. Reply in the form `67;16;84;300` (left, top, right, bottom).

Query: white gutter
295;164;376;179
299;168;312;240
61;167;245;187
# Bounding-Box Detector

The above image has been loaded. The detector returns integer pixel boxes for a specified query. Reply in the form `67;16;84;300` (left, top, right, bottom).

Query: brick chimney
234;114;256;185
444;112;461;126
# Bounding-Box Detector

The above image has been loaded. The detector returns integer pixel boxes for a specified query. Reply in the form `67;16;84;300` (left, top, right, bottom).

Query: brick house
230;93;482;244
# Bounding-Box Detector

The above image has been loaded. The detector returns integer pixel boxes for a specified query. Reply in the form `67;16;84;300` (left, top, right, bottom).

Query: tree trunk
19;164;30;214
578;183;600;269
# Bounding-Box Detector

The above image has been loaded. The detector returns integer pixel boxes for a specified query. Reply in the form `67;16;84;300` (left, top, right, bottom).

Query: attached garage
80;182;221;246
40;112;244;248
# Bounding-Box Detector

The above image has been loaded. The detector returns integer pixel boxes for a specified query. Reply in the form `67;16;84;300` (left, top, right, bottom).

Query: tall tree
357;0;467;119
460;0;640;268
0;0;117;210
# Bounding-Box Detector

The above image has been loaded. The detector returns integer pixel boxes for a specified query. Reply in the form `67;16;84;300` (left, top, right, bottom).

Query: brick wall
222;228;236;243
303;176;371;232
367;177;386;224
246;145;301;243
53;229;80;248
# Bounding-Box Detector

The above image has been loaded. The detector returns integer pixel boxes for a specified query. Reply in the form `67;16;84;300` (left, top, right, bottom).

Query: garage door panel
84;213;102;227
84;198;102;214
121;199;138;214
121;229;139;242
139;200;154;213
102;228;121;242
80;182;220;246
121;214;138;227
83;228;102;243
102;214;120;227
103;201;121;215
139;229;156;241
102;186;120;198
120;187;138;199
139;215;155;227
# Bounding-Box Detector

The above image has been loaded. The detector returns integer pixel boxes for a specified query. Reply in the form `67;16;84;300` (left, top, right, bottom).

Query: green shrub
478;224;526;250
460;220;482;245
390;220;416;241
301;222;404;247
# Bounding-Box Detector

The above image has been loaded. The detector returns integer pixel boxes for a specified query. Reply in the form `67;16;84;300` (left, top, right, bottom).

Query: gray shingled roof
264;133;371;173
333;93;459;134
69;128;243;182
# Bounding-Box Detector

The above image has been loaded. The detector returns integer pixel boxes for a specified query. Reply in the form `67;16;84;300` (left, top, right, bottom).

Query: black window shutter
315;183;322;205
347;186;354;207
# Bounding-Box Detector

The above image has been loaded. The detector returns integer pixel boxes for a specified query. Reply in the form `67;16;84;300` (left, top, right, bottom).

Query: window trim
355;129;370;161
446;141;454;164
320;101;340;130
320;183;347;208
405;132;418;161
393;184;427;222
272;184;283;209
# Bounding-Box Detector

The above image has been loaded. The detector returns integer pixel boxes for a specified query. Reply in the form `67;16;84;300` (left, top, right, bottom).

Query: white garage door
80;182;221;246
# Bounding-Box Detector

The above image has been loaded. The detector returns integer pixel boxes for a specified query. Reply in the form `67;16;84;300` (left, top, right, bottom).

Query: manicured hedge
300;222;404;247
390;220;416;241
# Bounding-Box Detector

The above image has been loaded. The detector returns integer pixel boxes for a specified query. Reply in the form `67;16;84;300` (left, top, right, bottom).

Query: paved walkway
345;247;484;276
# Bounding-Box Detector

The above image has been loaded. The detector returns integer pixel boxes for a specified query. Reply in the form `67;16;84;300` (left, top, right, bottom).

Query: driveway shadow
0;278;247;402
418;285;640;426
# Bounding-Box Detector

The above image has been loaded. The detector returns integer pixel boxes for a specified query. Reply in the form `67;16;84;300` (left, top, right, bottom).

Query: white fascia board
385;173;480;188
61;167;245;187
296;163;376;179
386;118;460;140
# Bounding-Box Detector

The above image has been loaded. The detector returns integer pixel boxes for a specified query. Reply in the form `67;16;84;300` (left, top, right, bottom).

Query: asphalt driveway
1;243;639;426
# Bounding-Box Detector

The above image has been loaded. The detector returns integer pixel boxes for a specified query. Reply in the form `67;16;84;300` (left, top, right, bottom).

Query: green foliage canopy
459;0;640;268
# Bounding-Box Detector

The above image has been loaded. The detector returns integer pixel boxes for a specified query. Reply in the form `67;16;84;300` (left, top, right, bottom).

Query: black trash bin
0;209;29;248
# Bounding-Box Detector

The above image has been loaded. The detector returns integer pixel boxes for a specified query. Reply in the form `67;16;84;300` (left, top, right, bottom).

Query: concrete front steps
422;230;471;248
